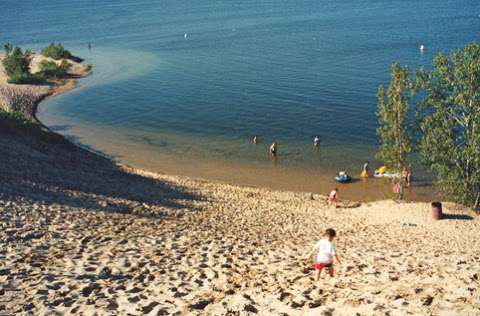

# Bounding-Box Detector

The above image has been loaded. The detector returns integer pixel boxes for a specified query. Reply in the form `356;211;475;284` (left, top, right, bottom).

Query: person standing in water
392;176;404;200
270;142;277;156
406;170;412;187
361;161;369;177
401;168;408;184
313;136;320;147
252;135;259;144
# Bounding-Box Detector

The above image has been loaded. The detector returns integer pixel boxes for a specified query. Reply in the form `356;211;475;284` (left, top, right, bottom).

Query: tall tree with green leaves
376;63;412;172
415;43;480;207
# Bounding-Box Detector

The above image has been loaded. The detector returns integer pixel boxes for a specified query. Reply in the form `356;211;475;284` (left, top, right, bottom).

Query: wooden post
431;202;443;220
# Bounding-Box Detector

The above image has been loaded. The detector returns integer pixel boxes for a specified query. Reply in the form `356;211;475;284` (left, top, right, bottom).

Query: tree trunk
474;192;480;212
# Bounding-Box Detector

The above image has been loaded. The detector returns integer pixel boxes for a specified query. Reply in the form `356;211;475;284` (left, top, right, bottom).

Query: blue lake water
1;0;479;199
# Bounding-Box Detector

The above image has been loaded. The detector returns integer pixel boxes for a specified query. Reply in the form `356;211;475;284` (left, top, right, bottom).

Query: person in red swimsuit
306;228;341;281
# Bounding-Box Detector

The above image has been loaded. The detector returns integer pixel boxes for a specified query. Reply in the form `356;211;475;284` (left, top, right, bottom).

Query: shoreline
2;51;436;202
0;52;91;123
1;53;479;316
0;51;434;202
38;119;437;202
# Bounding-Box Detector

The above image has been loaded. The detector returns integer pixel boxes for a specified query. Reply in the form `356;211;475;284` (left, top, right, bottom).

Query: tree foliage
415;43;480;206
3;46;30;75
1;46;36;84
41;43;71;60
376;63;412;172
39;60;70;79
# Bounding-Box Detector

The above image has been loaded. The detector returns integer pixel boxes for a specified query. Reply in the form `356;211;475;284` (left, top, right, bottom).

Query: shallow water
2;0;479;199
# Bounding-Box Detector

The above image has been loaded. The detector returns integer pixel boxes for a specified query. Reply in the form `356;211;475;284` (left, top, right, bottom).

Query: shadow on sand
0;123;205;217
441;213;474;221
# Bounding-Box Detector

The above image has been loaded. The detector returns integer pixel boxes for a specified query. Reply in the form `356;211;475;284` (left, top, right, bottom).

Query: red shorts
314;262;333;272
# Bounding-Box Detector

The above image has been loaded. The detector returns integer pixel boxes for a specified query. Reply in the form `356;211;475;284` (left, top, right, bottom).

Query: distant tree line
2;42;71;84
377;43;480;208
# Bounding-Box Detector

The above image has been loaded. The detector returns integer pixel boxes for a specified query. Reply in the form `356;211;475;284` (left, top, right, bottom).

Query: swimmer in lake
270;142;277;156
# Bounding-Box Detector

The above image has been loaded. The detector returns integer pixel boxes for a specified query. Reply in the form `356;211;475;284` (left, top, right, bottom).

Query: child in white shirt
306;228;341;280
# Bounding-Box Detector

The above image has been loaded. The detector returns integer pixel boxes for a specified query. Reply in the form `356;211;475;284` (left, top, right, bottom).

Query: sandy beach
1;118;479;315
1;50;479;316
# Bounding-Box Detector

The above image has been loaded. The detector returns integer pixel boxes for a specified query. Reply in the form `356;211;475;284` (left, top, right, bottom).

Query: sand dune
0;127;479;315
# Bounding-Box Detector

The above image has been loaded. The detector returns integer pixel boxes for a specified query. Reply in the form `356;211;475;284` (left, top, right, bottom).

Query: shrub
41;43;71;60
7;71;42;84
2;46;31;77
1;46;41;84
39;60;70;79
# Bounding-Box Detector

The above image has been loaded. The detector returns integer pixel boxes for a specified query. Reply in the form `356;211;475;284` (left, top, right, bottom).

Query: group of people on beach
253;135;414;205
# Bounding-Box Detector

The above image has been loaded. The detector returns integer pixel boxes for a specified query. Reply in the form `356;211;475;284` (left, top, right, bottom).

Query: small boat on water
335;171;352;183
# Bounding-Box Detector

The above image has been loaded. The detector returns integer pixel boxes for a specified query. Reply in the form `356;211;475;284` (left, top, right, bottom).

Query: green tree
3;46;30;75
415;43;480;207
376;63;412;172
1;45;42;84
41;43;71;60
